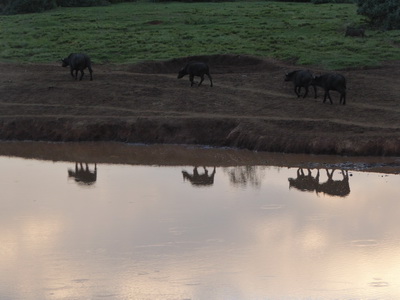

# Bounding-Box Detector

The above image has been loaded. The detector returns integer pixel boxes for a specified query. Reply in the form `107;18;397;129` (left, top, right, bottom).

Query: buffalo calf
284;70;317;98
313;73;346;105
178;62;213;87
61;53;93;81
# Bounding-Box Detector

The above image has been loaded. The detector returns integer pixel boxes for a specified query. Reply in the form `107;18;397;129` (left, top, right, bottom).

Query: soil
1;54;400;156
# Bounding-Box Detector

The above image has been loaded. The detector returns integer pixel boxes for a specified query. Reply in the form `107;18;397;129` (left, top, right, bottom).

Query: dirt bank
1;55;400;156
1;141;400;174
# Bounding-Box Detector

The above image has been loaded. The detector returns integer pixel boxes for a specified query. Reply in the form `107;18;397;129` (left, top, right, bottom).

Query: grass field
1;1;399;69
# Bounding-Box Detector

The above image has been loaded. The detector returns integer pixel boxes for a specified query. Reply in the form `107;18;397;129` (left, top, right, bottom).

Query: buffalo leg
327;91;333;104
294;86;300;97
312;85;317;98
340;92;346;105
88;67;93;81
324;90;333;104
79;70;84;81
207;73;213;87
70;69;75;79
303;86;309;98
189;74;195;87
198;75;204;86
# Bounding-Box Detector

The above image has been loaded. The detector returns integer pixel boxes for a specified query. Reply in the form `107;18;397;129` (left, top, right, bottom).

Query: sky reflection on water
1;154;400;299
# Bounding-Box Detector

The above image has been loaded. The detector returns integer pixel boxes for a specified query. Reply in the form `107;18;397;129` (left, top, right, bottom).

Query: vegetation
0;0;355;14
0;1;399;69
0;0;56;14
357;0;400;30
0;0;139;14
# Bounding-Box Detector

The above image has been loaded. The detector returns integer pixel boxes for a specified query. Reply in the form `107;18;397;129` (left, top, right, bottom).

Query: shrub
0;0;138;14
55;0;109;7
357;0;400;30
272;0;311;2
272;0;354;2
2;0;56;14
108;0;136;2
312;0;354;3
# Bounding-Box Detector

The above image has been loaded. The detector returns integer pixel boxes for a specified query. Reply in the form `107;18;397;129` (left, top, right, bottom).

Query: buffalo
284;70;317;98
313;73;347;105
61;53;93;81
345;26;365;38
178;61;213;87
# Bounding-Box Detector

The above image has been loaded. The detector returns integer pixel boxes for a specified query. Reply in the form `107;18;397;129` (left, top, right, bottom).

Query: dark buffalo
61;53;93;81
313;73;346;105
178;62;213;87
345;26;365;38
284;70;317;98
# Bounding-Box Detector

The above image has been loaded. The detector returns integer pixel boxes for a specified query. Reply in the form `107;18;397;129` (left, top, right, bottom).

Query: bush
108;0;136;2
272;0;354;2
357;0;400;30
2;0;56;14
55;0;109;7
0;0;138;14
271;0;311;2
312;0;354;3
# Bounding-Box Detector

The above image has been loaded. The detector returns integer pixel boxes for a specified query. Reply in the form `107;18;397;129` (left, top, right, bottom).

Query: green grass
1;1;399;69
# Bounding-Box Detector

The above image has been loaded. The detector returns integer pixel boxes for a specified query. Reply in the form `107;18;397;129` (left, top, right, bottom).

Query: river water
1;142;400;299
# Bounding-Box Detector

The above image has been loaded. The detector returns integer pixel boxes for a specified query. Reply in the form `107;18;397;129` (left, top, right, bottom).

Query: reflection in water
288;168;319;192
182;166;216;187
68;162;97;186
317;168;350;197
223;166;266;188
289;168;350;197
1;151;400;299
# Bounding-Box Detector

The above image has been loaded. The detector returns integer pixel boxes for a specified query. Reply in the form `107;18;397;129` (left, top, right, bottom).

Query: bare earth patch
1;55;400;156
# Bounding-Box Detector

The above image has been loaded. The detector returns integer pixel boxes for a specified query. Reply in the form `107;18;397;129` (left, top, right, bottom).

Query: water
1;142;400;299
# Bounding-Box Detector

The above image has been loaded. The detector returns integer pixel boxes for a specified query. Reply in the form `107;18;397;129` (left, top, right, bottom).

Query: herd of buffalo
61;52;347;105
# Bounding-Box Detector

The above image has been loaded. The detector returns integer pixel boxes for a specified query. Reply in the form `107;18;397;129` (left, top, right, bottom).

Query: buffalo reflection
288;168;319;193
182;166;216;187
68;162;97;186
289;168;350;197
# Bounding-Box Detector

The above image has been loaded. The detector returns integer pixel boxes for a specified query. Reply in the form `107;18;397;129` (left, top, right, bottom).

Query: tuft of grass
0;1;399;69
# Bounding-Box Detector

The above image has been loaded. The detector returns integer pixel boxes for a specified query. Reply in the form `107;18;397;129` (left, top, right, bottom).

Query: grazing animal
61;53;93;81
313;73;347;105
178;62;213;87
345;26;365;38
284;70;317;98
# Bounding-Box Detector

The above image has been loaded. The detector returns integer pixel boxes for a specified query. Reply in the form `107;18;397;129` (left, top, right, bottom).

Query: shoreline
1;141;399;174
0;117;399;156
1;56;400;157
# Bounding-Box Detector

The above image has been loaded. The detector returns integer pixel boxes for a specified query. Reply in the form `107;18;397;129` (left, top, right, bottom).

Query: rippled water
1;143;400;299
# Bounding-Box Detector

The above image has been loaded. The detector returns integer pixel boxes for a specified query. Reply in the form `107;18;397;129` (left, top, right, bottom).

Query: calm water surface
1;143;400;299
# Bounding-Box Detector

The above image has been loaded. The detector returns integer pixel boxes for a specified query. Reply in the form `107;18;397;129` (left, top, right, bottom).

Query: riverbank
1;141;399;175
1;55;400;156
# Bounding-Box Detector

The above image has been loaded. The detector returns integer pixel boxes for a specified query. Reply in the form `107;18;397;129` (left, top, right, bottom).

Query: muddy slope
1;55;400;156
